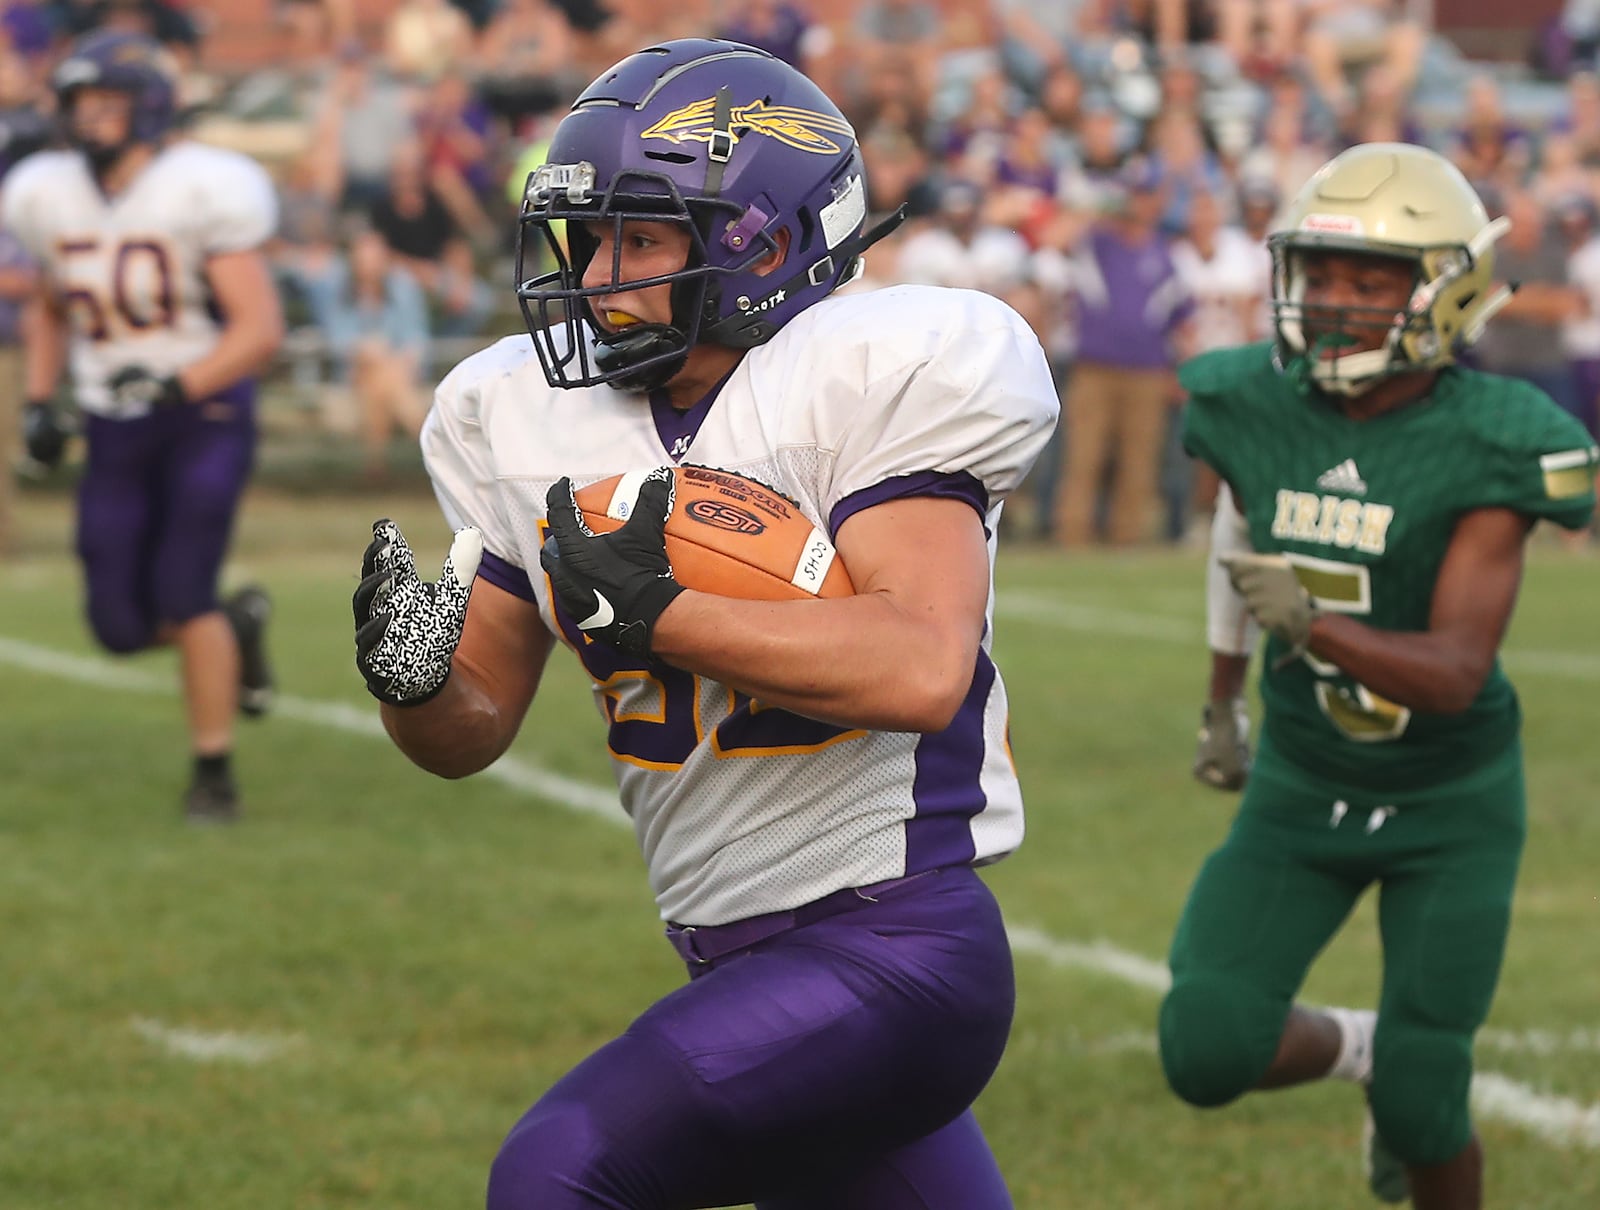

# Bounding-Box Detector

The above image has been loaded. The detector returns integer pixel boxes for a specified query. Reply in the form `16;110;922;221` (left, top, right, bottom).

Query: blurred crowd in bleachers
3;0;1599;540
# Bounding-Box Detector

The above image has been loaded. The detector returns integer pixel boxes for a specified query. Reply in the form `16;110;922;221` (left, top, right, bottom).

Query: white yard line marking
993;593;1600;681
130;1017;300;1064
4;634;1597;1149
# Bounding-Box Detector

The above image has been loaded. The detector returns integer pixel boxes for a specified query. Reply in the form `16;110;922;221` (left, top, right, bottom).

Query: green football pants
1158;738;1526;1166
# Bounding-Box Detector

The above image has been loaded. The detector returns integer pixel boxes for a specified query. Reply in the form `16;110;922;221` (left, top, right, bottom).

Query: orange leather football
572;466;854;601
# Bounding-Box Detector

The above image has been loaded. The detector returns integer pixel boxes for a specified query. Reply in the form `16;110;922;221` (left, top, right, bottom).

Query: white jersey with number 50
422;284;1060;925
2;141;277;417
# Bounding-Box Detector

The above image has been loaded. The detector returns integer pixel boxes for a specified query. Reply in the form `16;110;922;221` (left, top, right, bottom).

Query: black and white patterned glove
353;519;483;707
1193;696;1251;792
108;366;187;411
22;400;72;469
539;468;684;657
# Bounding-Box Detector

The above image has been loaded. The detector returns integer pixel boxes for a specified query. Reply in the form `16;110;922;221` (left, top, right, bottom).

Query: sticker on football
573;465;854;601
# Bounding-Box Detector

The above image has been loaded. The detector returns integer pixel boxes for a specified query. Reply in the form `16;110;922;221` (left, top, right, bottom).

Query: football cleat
184;773;239;825
225;585;275;718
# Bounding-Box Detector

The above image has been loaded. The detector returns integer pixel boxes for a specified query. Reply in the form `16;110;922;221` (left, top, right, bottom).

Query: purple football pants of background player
486;865;1017;1210
75;384;256;653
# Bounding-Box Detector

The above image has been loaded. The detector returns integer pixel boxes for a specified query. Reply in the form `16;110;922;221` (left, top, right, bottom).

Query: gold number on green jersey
1286;554;1412;743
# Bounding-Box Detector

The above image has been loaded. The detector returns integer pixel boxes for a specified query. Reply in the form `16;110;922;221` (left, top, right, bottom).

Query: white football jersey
2;142;277;417
424;285;1059;925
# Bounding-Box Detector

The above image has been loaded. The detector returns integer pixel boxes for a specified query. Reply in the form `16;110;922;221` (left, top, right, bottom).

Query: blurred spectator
287;229;431;482
1053;157;1195;546
1068;98;1132;208
1559;192;1600;445
311;40;416;211
430;236;496;340
369;138;459;276
1549;70;1600;170
1339;61;1426;148
1170;185;1264;540
859;122;939;221
385;0;475;83
1238;93;1328;204
1236;174;1279;337
0;223;35;557
895;177;1034;294
715;0;821;72
853;46;931;145
1446;73;1537;194
0;48;52;177
1144;105;1226;236
1300;0;1426;123
476;0;578;125
1216;0;1300;81
1531;131;1599;211
992;106;1070;202
1473;190;1584;415
3;0;58;65
992;0;1101;90
415;70;497;247
850;0;942;119
1114;0;1219;55
936;65;1015;173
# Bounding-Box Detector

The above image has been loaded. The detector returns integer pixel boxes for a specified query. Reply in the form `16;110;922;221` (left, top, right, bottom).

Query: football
572;465;854;601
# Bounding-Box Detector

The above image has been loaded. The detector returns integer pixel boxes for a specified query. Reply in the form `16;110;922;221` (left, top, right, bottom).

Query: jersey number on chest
1286;553;1412;743
55;236;178;342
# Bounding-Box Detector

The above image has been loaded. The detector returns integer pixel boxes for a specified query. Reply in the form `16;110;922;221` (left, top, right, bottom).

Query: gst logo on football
641;98;856;155
1271;490;1394;554
686;499;767;535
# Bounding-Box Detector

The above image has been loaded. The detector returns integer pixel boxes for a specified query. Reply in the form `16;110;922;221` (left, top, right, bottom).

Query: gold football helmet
1269;142;1512;395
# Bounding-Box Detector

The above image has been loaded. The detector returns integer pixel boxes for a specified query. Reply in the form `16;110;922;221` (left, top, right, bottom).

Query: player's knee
87;601;152;654
488;1102;619;1210
1158;975;1280;1108
1368;1024;1475;1166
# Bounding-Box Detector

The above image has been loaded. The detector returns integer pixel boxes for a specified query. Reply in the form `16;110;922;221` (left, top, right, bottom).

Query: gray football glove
353;519;483;706
1193;696;1251;792
1218;552;1320;661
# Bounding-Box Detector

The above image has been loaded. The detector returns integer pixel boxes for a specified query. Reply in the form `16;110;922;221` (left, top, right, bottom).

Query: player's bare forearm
1304;507;1531;714
1302;616;1493;714
22;293;66;399
181;250;285;400
652;494;991;732
379;670;521;778
1208;651;1250;702
651;588;981;733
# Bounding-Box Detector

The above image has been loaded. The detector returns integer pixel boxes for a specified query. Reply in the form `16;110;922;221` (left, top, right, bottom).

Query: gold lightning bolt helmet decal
641;97;856;155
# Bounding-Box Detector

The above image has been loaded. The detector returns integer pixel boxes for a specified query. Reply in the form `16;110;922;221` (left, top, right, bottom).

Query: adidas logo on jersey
1316;459;1367;495
1271;489;1395;554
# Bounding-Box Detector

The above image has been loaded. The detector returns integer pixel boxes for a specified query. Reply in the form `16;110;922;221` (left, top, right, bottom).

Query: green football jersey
1181;342;1598;791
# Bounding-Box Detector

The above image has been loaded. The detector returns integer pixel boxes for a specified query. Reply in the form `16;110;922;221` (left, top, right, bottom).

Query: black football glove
540;468;685;657
108;366;187;411
21;399;72;470
353;518;483;706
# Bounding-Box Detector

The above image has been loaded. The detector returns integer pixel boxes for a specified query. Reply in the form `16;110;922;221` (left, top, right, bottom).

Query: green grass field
3;487;1598;1210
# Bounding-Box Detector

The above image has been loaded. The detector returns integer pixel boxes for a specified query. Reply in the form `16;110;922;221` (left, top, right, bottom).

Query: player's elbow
1425;658;1494;715
891;650;976;733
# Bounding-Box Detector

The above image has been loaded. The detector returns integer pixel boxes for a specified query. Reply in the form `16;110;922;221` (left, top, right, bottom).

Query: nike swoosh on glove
353;519;484;706
1218;552;1320;665
540;468;685;657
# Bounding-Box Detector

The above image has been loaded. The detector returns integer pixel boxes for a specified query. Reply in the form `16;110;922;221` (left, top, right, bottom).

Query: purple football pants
75;386;256;653
487;865;1017;1210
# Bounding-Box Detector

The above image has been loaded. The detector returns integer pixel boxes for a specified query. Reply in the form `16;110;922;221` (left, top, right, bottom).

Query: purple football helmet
52;31;177;169
516;39;902;392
